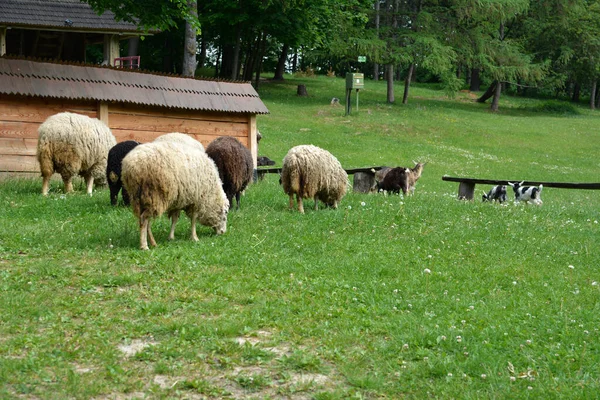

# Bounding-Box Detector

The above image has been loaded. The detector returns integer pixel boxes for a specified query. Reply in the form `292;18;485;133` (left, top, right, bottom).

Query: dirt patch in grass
117;338;157;357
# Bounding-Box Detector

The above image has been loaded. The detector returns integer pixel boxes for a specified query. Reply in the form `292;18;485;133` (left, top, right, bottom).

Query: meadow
0;75;599;399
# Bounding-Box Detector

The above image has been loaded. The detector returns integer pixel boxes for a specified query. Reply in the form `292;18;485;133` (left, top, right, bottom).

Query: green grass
1;75;599;398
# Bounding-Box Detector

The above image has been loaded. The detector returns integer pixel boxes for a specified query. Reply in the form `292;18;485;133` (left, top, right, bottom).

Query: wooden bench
442;176;600;200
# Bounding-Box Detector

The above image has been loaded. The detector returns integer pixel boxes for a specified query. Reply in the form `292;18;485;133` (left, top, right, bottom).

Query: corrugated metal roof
0;0;143;33
0;58;270;114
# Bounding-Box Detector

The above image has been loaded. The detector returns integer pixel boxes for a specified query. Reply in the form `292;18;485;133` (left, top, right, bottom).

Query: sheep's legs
147;220;157;247
168;211;180;240
62;176;73;193
314;196;319;211
85;175;94;196
190;215;199;242
297;194;304;214
235;193;241;210
41;176;50;196
140;217;149;250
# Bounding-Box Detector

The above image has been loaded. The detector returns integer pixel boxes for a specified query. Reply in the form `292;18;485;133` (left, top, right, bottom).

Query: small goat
370;166;391;192
508;181;543;205
379;161;426;196
482;185;507;203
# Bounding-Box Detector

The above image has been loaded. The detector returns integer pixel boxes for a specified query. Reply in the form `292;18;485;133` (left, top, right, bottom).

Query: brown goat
379;162;426;196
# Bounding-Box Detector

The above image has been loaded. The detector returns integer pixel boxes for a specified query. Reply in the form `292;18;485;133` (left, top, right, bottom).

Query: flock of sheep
35;112;364;250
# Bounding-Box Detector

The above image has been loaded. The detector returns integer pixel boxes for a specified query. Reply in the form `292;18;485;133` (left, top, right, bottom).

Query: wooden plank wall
108;104;250;148
0;95;97;174
0;96;255;174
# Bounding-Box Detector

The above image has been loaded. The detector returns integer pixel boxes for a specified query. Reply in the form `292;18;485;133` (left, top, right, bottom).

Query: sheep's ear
412;160;417;165
519;181;524;185
508;182;515;187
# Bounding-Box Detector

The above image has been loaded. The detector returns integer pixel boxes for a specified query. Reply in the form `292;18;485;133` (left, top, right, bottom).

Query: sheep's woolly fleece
281;144;348;207
205;136;253;208
121;141;228;234
154;132;204;152
37;112;116;186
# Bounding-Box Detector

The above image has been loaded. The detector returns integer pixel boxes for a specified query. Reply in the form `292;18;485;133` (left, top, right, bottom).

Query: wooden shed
0;57;269;177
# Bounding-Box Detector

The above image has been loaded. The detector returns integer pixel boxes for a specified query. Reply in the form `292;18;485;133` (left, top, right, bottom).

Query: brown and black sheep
205;136;254;210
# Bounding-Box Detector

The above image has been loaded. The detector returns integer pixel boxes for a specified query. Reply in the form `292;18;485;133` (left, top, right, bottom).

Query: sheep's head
214;206;229;235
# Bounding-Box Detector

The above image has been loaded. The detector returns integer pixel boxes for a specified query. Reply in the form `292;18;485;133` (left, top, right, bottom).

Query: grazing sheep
106;140;140;206
154;132;204;152
121;141;229;250
370;166;392;192
379;162;426;196
36;112;117;195
205;136;254;210
508;181;543;205
482;185;507;203
257;156;275;167
281;144;348;213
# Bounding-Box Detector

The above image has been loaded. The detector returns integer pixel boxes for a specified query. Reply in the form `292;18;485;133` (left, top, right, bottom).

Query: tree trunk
214;46;221;77
182;0;198;77
469;68;481;91
386;64;394;103
253;31;267;90
491;81;502;111
273;43;289;80
373;0;380;80
477;80;497;103
198;34;207;70
242;34;256;81
292;49;298;72
591;81;597;110
572;82;581;102
230;25;242;80
297;85;308;96
402;63;415;104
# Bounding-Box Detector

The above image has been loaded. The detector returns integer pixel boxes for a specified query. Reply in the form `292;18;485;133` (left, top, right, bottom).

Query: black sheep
206;136;254;210
106;140;140;206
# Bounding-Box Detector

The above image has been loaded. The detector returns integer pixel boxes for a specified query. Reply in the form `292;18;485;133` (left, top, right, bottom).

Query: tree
455;0;546;111
182;1;198;77
84;0;198;31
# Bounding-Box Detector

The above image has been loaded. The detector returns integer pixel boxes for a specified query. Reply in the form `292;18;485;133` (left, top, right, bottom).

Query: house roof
0;0;144;33
0;58;270;115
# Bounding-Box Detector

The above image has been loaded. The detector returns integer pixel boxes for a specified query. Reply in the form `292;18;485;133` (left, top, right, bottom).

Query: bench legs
458;182;475;200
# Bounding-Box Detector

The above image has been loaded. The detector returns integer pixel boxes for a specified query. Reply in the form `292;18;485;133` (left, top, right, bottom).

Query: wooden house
0;0;268;177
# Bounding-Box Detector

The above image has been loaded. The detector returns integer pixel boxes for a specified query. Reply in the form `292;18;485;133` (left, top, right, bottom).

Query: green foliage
521;100;580;114
1;76;600;399
84;0;196;31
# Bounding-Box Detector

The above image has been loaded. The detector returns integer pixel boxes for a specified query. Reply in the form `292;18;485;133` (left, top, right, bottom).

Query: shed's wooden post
97;102;109;126
103;34;120;66
249;114;258;169
458;181;475;200
0;28;6;56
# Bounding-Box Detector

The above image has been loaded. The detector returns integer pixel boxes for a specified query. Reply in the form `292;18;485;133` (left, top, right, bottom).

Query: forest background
83;0;600;112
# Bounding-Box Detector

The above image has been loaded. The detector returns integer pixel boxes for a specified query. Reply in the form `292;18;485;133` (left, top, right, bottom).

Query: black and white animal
106;140;140;206
482;185;507;203
508;181;543;205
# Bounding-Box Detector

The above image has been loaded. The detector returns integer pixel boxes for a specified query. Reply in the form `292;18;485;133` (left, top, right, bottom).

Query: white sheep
36;112;117;195
121;141;229;250
154;132;204;152
281;144;348;213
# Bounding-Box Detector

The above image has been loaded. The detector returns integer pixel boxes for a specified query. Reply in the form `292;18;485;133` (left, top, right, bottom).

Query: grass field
1;75;599;399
